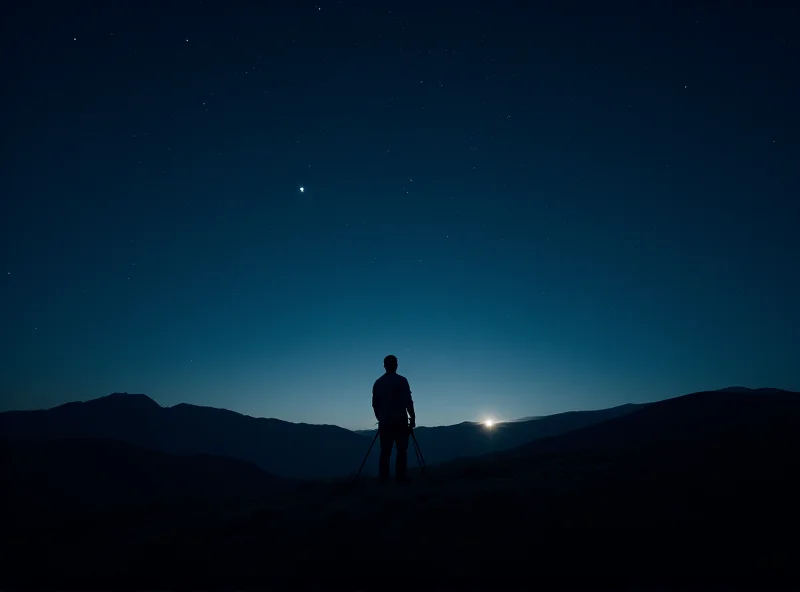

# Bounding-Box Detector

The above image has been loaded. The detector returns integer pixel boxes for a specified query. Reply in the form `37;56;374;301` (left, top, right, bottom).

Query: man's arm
405;378;416;427
372;384;380;422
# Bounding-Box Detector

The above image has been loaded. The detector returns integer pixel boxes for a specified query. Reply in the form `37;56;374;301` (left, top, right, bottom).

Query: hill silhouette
6;387;799;588
0;392;643;478
0;393;371;479
407;402;642;465
433;386;800;480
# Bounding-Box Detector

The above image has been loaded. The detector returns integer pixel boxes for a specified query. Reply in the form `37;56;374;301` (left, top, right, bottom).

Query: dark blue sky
2;1;798;429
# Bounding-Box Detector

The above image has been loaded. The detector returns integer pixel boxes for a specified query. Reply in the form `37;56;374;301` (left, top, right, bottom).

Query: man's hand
409;418;416;430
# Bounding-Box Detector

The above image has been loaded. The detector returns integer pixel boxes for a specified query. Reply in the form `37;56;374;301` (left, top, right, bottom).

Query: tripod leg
413;439;423;469
410;430;427;473
354;430;379;481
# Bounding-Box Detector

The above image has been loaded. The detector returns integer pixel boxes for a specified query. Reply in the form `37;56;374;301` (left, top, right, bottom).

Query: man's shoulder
375;372;409;385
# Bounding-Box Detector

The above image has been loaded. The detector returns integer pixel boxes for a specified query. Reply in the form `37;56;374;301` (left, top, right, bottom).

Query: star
300;186;305;193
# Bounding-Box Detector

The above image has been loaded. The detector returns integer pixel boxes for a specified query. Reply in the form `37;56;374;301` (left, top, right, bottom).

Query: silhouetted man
372;354;416;484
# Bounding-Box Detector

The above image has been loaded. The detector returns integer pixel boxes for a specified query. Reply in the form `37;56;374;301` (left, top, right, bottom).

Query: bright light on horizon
484;419;494;428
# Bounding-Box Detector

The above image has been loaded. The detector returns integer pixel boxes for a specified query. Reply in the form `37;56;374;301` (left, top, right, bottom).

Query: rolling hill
407;402;642;465
0;392;643;479
0;393;370;479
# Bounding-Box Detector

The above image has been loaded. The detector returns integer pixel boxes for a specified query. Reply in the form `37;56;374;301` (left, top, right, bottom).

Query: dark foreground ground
5;390;800;589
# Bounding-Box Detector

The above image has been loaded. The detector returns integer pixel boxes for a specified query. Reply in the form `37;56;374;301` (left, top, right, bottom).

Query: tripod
354;427;427;481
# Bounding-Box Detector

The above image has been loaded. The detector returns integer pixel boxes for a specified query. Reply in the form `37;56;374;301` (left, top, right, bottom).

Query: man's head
383;354;398;373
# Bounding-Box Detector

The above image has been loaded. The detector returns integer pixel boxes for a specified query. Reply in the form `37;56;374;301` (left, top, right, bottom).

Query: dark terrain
3;387;799;588
2;437;291;531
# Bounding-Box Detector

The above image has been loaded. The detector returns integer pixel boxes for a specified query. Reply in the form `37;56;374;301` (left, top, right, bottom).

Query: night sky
2;1;798;429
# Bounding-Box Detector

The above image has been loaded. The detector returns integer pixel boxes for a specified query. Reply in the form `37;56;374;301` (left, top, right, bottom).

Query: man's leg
395;427;410;482
378;428;393;482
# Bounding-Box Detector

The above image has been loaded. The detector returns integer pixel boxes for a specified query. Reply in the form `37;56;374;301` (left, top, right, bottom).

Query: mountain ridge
0;392;643;478
0;392;369;479
3;387;795;480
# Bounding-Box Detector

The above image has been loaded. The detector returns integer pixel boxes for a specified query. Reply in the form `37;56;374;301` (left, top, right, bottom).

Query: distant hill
514;386;800;457
0;393;370;480
0;393;643;479
407;403;643;466
436;387;800;482
6;388;781;481
716;385;793;395
352;428;377;436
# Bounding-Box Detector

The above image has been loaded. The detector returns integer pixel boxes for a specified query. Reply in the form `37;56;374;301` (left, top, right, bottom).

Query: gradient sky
1;1;798;429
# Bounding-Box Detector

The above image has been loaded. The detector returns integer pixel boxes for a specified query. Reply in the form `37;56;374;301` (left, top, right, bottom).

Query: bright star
299;186;305;193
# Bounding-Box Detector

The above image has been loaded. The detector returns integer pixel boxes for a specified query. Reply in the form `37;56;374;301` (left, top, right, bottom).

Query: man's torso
373;372;410;425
